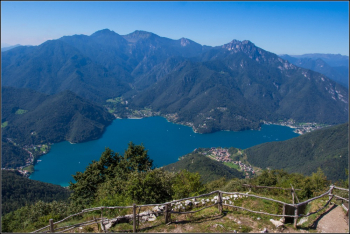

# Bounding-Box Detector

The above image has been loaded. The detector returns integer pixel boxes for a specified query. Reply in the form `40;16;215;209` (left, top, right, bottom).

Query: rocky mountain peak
222;39;256;52
180;38;191;47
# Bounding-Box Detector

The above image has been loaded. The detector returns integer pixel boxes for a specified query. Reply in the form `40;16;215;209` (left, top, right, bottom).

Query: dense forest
1;140;29;168
245;123;349;181
2;170;71;215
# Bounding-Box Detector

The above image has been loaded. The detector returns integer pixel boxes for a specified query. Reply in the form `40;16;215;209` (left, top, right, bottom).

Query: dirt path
315;204;349;233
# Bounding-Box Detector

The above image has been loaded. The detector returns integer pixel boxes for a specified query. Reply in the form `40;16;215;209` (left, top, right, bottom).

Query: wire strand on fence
223;203;296;218
220;191;291;206
165;190;219;205
242;184;302;191
170;203;217;214
53;218;106;232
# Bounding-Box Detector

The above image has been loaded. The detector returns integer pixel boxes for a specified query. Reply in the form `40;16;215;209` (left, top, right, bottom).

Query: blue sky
1;1;349;55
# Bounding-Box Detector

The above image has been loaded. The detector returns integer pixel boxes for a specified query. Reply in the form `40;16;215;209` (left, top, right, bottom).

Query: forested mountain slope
245;123;349;181
128;40;348;133
1;140;30;168
1;40;131;103
163;152;244;184
2;170;71;215
2;86;114;145
280;54;349;88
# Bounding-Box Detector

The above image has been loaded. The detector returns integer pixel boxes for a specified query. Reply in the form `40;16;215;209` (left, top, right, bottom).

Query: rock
237;220;241;224
148;214;157;222
260;227;268;233
269;219;284;228
213;224;224;228
257;217;261;220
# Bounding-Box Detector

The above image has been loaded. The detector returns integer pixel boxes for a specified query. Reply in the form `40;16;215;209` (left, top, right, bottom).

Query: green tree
172;169;206;199
69;142;153;207
125;168;175;204
310;167;329;193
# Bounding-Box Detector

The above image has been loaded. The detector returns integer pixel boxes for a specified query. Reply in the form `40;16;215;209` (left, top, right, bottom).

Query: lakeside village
194;147;257;178
263;119;330;135
1;136;52;177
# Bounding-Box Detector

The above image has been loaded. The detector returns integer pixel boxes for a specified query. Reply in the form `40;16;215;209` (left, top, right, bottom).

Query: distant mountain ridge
1;44;23;52
279;54;349;88
2;29;348;133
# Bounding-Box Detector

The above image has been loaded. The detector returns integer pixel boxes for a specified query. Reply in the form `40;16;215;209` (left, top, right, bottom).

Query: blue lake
30;116;299;186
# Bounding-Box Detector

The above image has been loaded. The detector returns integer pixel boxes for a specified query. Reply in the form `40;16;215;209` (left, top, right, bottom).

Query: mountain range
280;54;349;88
2;29;348;134
1;44;23;52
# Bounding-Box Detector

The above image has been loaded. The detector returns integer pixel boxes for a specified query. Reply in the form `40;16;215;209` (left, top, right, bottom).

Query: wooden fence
31;184;349;233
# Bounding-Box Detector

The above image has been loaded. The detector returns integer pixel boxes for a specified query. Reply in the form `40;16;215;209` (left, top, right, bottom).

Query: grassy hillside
163;152;244;183
245;123;349;181
1;170;71;215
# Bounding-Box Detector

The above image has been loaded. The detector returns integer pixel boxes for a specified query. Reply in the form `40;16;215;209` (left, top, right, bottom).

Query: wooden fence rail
31;185;349;233
220;191;290;205
242;184;302;191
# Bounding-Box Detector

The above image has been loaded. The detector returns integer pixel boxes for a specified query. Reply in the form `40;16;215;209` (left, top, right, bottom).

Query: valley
1;29;348;233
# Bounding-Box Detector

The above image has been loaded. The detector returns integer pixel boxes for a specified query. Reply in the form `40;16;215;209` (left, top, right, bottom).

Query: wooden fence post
165;203;169;223
94;216;99;231
329;185;334;202
291;184;299;203
218;191;223;214
282;204;286;223
165;203;171;223
49;219;54;233
133;203;137;233
294;205;298;229
101;208;106;233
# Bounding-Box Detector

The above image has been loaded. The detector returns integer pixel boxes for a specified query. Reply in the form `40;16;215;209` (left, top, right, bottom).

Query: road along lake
30;116;299;186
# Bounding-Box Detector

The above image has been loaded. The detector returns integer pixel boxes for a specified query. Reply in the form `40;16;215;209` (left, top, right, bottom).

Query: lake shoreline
29;116;300;186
